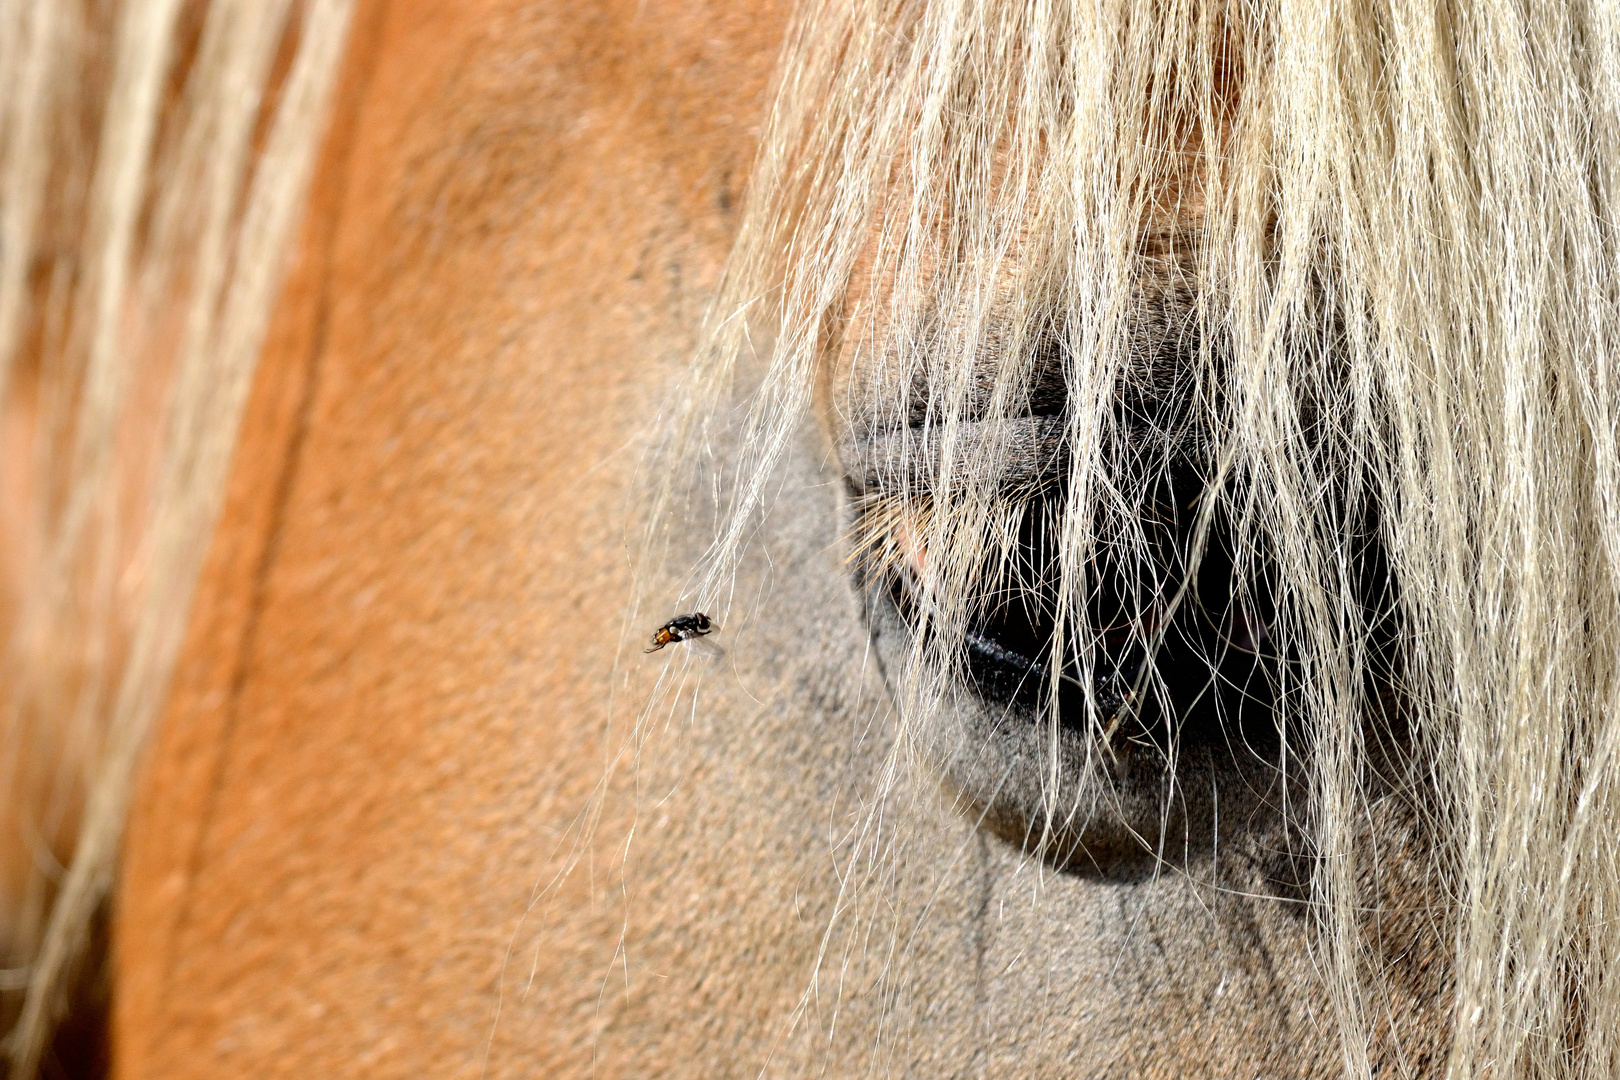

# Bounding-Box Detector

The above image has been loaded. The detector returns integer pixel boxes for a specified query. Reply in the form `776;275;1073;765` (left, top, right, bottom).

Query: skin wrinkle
154;0;390;1004
108;3;394;1057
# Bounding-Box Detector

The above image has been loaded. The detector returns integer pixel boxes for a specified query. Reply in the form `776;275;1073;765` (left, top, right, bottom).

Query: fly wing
684;635;726;660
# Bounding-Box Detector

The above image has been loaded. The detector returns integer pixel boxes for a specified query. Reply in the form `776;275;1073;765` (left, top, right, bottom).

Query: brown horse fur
0;0;1598;1075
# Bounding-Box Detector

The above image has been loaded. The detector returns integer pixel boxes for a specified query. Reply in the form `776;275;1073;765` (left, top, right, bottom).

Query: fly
645;612;724;658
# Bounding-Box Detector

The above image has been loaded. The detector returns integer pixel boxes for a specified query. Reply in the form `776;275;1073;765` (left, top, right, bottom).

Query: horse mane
685;0;1620;1075
0;2;352;1072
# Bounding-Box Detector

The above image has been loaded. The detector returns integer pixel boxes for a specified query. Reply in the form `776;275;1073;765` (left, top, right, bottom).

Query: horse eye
839;297;1312;872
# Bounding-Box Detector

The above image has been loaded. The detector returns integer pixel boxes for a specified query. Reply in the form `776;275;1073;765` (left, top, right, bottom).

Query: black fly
645;612;722;657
